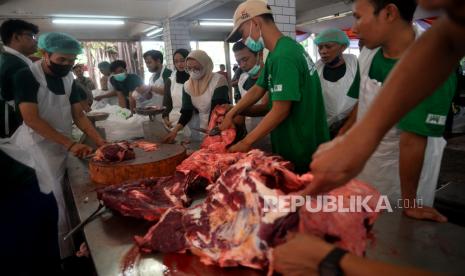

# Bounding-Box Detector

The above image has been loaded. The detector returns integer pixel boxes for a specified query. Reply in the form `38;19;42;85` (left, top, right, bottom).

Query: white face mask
188;69;204;80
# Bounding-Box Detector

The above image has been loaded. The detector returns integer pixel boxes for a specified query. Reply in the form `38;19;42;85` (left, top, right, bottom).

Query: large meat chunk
135;150;382;271
97;173;191;221
93;141;135;162
201;105;236;152
299;179;381;256
135;150;308;270
176;149;245;183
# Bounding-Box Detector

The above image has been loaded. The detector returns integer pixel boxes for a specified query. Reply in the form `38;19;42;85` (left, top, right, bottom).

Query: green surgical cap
314;28;350;47
98;61;111;70
38;32;82;55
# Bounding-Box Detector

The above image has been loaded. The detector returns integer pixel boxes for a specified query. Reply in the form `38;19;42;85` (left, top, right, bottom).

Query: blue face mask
244;23;265;52
113;72;127;82
247;55;261;77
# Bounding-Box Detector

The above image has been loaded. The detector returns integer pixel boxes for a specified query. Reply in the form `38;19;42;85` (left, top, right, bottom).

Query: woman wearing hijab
162;48;189;129
163;50;230;144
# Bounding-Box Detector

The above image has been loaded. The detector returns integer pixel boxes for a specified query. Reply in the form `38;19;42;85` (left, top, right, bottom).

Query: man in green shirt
0;19;39;137
109;59;148;112
340;0;455;222
220;0;329;173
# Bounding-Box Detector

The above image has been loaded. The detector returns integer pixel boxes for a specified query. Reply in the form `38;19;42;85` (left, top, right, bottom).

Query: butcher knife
63;202;105;241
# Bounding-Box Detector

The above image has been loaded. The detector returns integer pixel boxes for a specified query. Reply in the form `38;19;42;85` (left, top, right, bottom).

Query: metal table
66;155;465;276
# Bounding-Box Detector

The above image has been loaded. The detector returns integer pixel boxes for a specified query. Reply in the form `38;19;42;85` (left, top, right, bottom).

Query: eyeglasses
21;32;38;40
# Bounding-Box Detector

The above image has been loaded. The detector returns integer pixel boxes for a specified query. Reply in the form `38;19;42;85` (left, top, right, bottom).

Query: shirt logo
303;52;317;76
272;84;283;93
426;114;446;126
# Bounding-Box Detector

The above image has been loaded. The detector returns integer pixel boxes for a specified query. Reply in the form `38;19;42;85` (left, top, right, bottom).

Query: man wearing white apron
342;0;455;222
314;28;358;137
1;32;106;258
232;41;271;151
143;50;172;109
163;50;230;146
0;19;38;138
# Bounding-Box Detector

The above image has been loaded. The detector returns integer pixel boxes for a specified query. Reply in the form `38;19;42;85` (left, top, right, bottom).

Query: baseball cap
226;0;273;43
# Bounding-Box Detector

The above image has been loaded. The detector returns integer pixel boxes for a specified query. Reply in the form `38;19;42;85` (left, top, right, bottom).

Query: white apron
1;46;33;136
238;72;262;131
1;60;74;257
356;46;446;205
316;54;358;125
149;66;167;108
169;71;195;140
185;73;221;142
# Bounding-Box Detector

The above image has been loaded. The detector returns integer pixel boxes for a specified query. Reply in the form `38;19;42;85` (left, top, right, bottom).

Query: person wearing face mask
162;48;190;132
310;0;455;221
232;40;270;151
94;61;118;105
220;0;329;173
109;60;150;112
0;19;39;138
163;50;230;145
0;32;106;259
314;28;358;138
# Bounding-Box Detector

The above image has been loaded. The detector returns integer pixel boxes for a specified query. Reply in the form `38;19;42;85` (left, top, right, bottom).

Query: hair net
314;28;350;47
38;32;82;55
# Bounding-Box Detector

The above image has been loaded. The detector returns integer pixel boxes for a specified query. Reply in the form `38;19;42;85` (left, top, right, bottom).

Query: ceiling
0;0;439;41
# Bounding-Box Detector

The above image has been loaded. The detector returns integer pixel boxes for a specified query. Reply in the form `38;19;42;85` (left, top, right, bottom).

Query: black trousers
0;177;61;275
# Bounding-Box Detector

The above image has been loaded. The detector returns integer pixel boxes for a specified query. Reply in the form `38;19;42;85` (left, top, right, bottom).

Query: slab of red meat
176;149;245;184
299;179;381;256
97;173;192;221
135;150;308;270
135;150;382;271
93;141;135;162
131;140;159;152
201;105;236;152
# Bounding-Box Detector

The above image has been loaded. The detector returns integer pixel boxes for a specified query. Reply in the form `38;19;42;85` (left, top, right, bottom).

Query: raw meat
201;105;236;152
176;149;245;183
97;173;192;221
131;140;159;152
299;179;381;256
93;141;135;163
135;151;382;270
135;150;309;270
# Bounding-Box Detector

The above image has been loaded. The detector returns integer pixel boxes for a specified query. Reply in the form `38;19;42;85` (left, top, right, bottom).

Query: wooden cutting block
89;144;186;186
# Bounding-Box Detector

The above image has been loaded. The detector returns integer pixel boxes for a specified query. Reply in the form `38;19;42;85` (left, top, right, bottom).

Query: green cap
38;32;82;55
314;28;350;47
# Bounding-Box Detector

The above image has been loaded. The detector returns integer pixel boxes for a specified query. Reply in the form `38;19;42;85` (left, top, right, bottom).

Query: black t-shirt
323;63;347;82
14;67;84;105
0;52;29;101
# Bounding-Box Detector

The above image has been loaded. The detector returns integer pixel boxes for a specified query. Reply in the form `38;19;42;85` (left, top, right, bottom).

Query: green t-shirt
161;68;172;83
350;48;456;136
256;36;329;173
347;65;361;99
110;74;143;98
13;67;84;105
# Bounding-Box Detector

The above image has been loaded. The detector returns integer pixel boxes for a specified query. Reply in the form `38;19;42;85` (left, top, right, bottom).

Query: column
267;0;296;39
163;20;192;70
